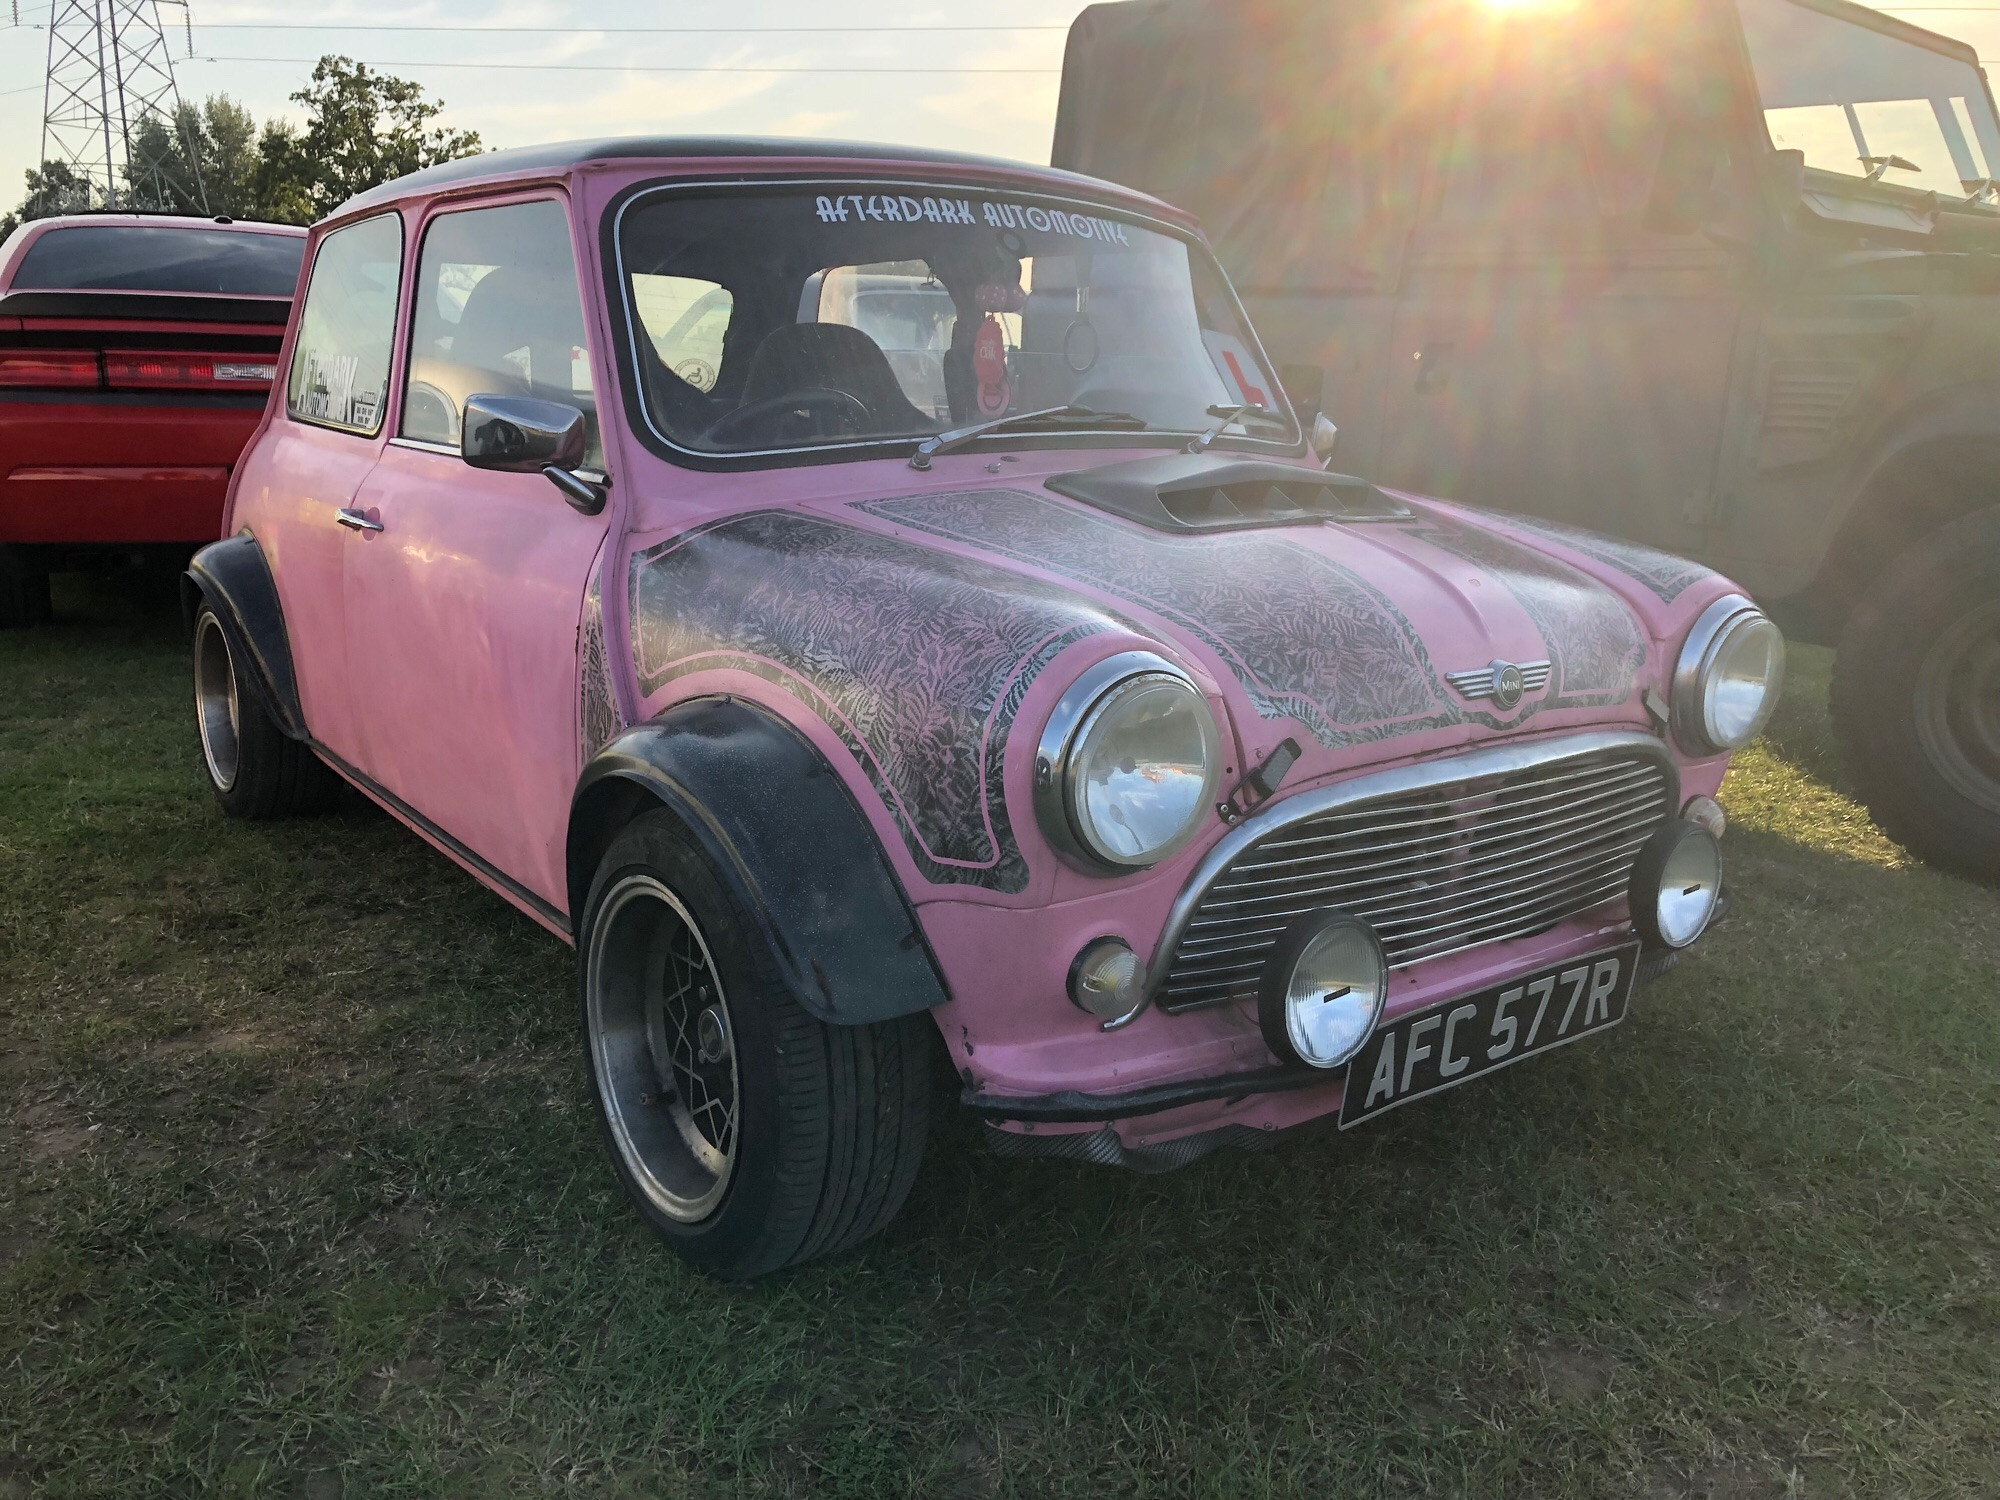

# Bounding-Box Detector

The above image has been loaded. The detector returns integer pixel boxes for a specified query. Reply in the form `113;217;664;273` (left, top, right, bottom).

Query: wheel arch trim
568;696;952;1026
181;532;308;741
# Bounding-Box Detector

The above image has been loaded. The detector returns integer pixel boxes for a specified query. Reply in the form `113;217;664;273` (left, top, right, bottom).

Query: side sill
313;740;572;940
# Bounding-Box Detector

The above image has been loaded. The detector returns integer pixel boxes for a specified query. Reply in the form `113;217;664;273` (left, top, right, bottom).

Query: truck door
1378;2;1752;551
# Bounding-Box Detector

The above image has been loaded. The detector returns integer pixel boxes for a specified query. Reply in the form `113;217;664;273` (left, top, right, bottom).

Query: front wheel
1832;509;2000;882
579;810;932;1278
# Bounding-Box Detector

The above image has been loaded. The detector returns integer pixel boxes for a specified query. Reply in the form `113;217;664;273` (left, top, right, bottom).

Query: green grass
3;579;1997;1498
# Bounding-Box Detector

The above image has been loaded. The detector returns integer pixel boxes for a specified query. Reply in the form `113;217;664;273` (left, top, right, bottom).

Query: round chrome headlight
1673;596;1786;755
1036;651;1221;871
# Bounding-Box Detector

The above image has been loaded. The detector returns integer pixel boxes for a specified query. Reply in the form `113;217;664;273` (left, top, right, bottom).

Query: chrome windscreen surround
1144;731;1679;1011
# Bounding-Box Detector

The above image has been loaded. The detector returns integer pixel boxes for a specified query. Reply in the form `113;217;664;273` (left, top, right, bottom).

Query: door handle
335;507;383;533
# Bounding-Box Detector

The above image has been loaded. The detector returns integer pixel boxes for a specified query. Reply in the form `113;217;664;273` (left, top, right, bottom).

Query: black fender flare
180;534;308;740
568;696;951;1026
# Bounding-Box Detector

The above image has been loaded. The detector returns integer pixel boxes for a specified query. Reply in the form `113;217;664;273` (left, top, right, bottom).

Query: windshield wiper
908;405;1147;470
1186;402;1289;455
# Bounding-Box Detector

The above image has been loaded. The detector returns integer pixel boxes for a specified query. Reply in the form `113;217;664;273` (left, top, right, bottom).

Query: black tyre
191;603;342;819
1832;508;2000;882
579;810;932;1278
0;544;52;629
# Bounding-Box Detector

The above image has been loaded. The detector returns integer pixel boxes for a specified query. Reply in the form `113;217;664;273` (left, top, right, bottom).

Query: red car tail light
103;352;278;391
0;350;101;388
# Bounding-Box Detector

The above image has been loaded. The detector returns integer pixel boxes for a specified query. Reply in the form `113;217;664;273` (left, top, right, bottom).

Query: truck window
1738;0;2000;197
401;198;600;464
806;261;957;420
287;214;402;437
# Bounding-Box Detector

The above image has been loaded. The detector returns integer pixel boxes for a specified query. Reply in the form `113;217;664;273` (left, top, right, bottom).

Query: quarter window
401;198;600;464
287;214;403;435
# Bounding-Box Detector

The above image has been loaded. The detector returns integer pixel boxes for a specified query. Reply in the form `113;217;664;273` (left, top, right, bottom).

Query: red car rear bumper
0;397;264;544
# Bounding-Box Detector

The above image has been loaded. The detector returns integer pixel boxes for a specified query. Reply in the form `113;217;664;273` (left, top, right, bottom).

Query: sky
3;1;1999;217
0;1;1094;210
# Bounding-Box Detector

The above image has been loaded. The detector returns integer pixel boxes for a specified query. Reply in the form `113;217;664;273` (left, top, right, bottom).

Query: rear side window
12;226;305;296
287;215;404;436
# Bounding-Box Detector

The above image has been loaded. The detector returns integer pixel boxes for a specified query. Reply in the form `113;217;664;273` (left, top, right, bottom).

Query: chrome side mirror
462;394;586;472
461;394;605;516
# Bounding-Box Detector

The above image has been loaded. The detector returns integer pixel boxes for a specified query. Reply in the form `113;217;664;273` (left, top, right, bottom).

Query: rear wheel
1832;509;2000;882
191;604;342;818
579;810;932;1278
0;545;52;629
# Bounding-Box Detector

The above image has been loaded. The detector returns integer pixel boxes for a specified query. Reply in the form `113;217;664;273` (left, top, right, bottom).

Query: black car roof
333;135;1187;222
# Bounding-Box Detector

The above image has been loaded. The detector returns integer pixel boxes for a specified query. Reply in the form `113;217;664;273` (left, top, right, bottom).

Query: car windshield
11;225;304;296
1738;0;2000;198
615;182;1294;457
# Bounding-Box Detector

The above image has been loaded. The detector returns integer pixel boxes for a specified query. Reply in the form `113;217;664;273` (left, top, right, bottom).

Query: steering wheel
705;388;872;446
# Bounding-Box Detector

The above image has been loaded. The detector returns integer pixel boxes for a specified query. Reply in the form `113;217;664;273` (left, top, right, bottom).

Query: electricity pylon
36;0;205;213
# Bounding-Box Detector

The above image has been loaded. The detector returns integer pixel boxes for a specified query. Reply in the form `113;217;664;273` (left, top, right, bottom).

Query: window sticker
813;193;1131;245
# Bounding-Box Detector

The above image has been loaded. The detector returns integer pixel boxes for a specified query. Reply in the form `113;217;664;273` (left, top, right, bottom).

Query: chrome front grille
1158;739;1674;1013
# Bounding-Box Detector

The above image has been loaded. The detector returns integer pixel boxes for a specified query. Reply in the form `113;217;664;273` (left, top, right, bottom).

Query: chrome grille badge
1446;658;1551;711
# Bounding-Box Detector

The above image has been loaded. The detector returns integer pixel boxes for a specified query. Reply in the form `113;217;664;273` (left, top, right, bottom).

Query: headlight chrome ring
1672;594;1786;755
1034;649;1222;872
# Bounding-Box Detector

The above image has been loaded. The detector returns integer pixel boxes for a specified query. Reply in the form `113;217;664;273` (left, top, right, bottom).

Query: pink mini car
184;139;1784;1278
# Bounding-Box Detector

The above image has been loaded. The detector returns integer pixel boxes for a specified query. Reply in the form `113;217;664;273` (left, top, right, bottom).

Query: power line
152;20;1071;31
186;57;1064;75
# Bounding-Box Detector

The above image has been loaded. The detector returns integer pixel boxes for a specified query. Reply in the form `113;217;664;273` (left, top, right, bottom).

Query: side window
287;214;403;435
631;274;732;394
401;198;600;463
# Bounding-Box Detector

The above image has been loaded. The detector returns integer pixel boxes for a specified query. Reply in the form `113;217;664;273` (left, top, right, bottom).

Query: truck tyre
579;809;932;1279
191;603;342;819
1832;508;2000;883
0;545;52;629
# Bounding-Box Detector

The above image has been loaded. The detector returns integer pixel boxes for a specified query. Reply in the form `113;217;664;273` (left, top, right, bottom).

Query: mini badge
1445;659;1552;711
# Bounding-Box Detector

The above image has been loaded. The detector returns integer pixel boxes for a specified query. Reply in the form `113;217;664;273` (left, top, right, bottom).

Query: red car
0;214;306;625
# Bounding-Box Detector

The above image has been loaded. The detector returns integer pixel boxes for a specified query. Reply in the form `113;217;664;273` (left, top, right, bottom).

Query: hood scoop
1044;453;1412;534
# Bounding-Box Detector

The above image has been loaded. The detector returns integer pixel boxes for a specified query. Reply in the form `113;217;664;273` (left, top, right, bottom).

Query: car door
341;195;613;916
244;212;405;765
1378;2;1747;549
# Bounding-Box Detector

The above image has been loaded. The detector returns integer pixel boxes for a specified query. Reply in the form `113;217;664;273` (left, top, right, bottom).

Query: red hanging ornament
973;313;1010;417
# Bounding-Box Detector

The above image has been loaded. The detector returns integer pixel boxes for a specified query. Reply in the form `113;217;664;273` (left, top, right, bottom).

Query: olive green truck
1055;0;2000;880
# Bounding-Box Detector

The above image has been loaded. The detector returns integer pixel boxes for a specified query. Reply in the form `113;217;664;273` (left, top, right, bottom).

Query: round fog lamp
1630;820;1723;950
1068;937;1146;1024
1259;912;1387;1070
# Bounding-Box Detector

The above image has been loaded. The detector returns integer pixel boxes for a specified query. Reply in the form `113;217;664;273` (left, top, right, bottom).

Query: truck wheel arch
567;696;952;1027
180;533;309;740
1813;388;2000;633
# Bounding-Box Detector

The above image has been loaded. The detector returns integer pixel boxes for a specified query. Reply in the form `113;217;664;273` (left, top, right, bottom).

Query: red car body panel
0;215;305;547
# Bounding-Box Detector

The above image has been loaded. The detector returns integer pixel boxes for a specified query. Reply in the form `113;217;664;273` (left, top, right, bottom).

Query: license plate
1338;943;1640;1129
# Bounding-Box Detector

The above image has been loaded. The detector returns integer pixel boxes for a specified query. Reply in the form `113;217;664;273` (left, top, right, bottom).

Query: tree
258;56;483;220
123;96;263;217
3;58;481;232
2;161;98;239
